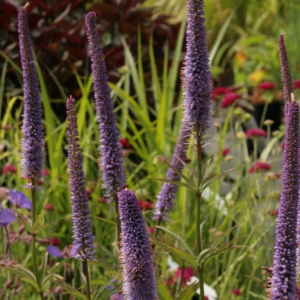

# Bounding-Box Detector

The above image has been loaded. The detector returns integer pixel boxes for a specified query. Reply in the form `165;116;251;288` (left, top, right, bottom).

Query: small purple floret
119;189;158;300
183;0;212;129
154;121;191;220
85;12;125;198
47;245;63;259
67;96;94;260
9;190;32;210
18;5;43;182
272;100;299;299
0;206;15;227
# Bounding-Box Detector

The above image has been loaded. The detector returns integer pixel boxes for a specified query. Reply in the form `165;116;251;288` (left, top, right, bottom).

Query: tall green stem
196;126;205;300
83;259;91;300
113;193;121;252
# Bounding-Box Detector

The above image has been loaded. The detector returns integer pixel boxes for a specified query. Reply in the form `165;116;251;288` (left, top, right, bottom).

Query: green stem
113;193;121;251
196;125;205;300
83;259;91;300
4;226;11;259
260;101;269;128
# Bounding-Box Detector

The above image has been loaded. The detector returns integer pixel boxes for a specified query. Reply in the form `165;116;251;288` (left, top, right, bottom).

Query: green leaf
16;211;33;233
158;278;172;300
156;226;196;258
162;160;191;184
196;248;217;265
21;277;41;292
64;291;88;300
35;218;61;232
49;257;70;275
92;272;121;300
89;259;118;271
149;178;194;191
248;291;268;299
176;280;199;300
91;215;115;226
201;168;235;191
151;239;197;268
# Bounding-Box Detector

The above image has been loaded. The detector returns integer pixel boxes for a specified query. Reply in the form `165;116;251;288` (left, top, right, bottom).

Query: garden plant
1;0;300;299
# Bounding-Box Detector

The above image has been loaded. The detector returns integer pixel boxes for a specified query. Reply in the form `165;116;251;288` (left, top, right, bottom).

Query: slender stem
113;193;121;251
260;102;269;128
4;226;11;259
196;125;205;300
83;259;91;300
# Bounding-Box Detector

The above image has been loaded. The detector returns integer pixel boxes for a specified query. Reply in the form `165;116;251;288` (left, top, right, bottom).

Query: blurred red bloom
213;87;232;98
231;288;242;296
42;168;49;176
2;164;17;175
222;148;231;156
258;82;276;90
176;267;195;286
43;203;54;211
249;162;271;173
119;139;131;149
245;129;267;138
204;297;209;300
221;92;240;108
294;79;300;89
147;227;155;234
281;142;284;151
48;237;60;246
185;157;191;163
267;210;278;217
137;199;152;210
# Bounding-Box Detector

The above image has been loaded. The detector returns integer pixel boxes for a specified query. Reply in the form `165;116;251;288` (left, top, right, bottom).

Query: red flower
42;168;49;176
204;297;209;300
220;92;240;108
147;227;155;234
137;199;152;210
222;148;231;156
281;142;284;151
43;203;54;211
258;82;276;90
294;79;300;89
231;288;242;296
2;164;17;175
185;157;191;163
267;209;278;217
245;129;267;138
249;162;271;173
119;139;131;149
176;267;195;286
213;87;232;98
48;237;60;246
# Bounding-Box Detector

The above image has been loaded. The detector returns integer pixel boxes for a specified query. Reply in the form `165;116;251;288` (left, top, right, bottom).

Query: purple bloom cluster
278;34;294;109
9;190;31;210
119;189;158;300
18;5;43;182
85;12;125;198
272;100;299;299
183;0;212;130
67;96;94;260
0;206;15;227
154;121;191;220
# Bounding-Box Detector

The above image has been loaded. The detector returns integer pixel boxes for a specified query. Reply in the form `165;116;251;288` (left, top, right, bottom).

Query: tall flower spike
271;97;299;299
278;34;294;110
67;96;94;260
153;120;191;221
85;12;125;197
119;189;158;300
183;0;212;130
18;4;43;182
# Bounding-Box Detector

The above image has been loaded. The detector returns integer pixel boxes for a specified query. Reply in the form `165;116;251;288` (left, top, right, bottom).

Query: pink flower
48;237;60;246
137;199;152;211
222;148;231;156
267;209;278;217
147;227;155;234
42;168;49;176
220;92;240;108
258;81;276;90
231;288;242;296
245;129;267;138
294;79;300;89
43;203;54;211
2;164;17;175
213;87;232;98
176;267;195;286
249;162;271;173
119;139;131;149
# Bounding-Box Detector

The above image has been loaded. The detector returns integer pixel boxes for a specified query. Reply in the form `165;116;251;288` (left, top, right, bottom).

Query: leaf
35;218;61;232
176;280;199;300
91;215;115;226
89;259;118;271
64;291;89;300
49;257;70;275
149;178;194;191
201;168;235;192
16;211;33;233
156;226;196;257
151;239;197;269
162;160;191;183
21;277;41;292
157;278;172;300
92;272;121;300
248;291;268;299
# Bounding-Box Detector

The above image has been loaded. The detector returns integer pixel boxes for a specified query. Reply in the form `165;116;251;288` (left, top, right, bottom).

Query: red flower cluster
119;138;131;149
213;87;232;98
48;237;60;246
294;79;300;89
2;164;17;175
176;267;195;286
222;148;231;156
221;92;240;108
231;288;242;296
249;162;271;173
245;129;267;138
258;81;276;90
137;199;152;210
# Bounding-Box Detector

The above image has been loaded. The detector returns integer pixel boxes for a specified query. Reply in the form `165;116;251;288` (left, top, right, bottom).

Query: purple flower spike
119;189;158;300
85;12;125;198
9;190;32;210
183;0;212;130
47;245;63;259
0;206;15;227
154;121;191;221
278;34;294;110
272;99;299;299
18;4;43;182
67;96;94;260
